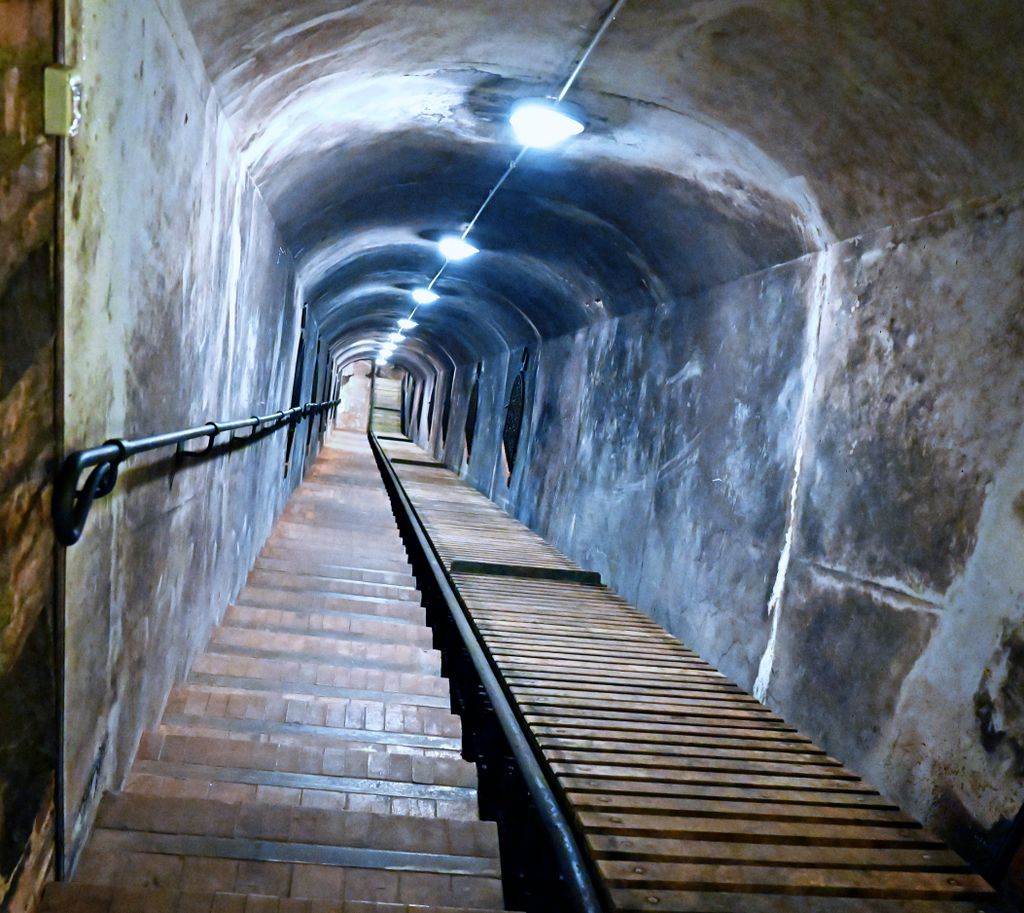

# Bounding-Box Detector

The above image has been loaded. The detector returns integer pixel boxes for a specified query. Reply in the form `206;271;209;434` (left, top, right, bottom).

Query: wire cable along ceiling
376;0;630;367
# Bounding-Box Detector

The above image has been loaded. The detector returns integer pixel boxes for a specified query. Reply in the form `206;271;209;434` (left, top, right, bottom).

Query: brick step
189;655;450;703
260;532;407;552
254;557;415;588
156;713;463;759
124;769;481;821
269;526;407;556
41;882;516;912
140;732;470;785
166;684;461;740
222;607;433;648
235;588;424;623
206;628;441;676
247;569;418;602
128;732;475;814
280;508;400;532
72;845;503;908
87;794;499;868
226;604;424;639
260;546;410;576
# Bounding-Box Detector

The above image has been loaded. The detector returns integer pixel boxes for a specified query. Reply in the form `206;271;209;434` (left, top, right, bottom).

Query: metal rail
368;430;605;913
53;399;339;546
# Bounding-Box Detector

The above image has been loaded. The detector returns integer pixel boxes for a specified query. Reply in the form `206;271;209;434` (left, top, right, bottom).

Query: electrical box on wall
44;65;83;137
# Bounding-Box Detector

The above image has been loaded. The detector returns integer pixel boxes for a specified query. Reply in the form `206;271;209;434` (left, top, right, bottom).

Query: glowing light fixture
509;99;585;149
388;331;405;343
438;236;478;261
397;318;417;331
411;288;439;305
376;356;389;366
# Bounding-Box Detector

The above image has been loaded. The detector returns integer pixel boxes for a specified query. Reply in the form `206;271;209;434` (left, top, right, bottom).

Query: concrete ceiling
178;0;1024;373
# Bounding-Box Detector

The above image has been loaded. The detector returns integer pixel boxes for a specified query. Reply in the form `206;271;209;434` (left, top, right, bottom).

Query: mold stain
975;621;1024;777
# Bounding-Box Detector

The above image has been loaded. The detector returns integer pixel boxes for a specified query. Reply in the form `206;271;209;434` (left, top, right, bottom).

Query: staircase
43;432;509;912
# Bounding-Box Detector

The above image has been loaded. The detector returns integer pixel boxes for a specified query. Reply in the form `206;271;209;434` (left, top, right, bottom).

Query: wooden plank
549;762;873;794
449;560;602;585
507;683;770;711
598;859;991;897
568;793;918;827
579;810;937;847
534;729;820;754
607;889;1005;913
522;710;801;738
551;753;858;782
503;671;748;696
586;832;965;870
517;698;787;726
545;739;835;766
558;777;899;809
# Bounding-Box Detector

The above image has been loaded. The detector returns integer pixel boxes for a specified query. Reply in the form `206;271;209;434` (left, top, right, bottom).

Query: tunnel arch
39;0;1024;896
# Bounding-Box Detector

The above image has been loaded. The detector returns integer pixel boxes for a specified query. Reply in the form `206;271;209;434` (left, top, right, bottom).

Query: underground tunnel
1;0;1023;910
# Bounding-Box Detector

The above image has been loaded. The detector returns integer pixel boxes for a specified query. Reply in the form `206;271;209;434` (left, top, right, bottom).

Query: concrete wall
60;0;306;869
0;1;59;909
416;187;1024;885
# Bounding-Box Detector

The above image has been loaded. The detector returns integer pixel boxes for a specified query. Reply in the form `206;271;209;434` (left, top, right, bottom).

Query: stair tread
221;607;432;646
141;728;475;786
246;569;419;600
95;794;498;856
237;587;423;620
43;882;515;912
207;627;441;675
167;684;458;729
189;654;450;700
254;557;415;587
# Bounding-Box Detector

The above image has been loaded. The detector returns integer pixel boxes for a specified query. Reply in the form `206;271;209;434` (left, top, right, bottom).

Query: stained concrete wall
416;187;1024;886
0;1;59;909
60;0;306;869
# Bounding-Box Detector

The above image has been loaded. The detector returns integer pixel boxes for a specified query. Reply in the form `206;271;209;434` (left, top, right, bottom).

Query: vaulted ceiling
179;0;1024;375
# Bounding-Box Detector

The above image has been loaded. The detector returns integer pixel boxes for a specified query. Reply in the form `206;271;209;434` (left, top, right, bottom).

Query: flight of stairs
43;432;509;912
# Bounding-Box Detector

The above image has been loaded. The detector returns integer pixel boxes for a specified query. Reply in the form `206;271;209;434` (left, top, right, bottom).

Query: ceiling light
411;288;439;305
381;342;397;353
438;236;478;261
509;99;585;148
376;356;389;366
397;318;417;331
388;331;405;343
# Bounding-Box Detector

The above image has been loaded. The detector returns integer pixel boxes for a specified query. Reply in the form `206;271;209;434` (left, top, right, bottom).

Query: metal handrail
368;430;605;913
53;399;340;546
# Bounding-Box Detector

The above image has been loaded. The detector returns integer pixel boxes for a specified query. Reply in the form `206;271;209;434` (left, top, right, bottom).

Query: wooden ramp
373;433;1009;913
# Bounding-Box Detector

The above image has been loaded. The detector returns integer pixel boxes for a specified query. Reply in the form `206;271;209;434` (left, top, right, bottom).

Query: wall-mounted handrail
368;430;605;913
53;399;339;546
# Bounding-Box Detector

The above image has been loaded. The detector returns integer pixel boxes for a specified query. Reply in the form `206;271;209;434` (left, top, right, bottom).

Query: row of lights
375;98;588;367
